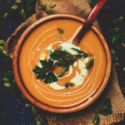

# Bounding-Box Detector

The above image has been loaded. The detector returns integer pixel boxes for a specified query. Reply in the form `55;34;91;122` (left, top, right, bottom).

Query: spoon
72;0;108;45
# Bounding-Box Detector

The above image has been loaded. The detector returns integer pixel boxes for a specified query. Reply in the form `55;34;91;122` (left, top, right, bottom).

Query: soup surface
19;19;106;107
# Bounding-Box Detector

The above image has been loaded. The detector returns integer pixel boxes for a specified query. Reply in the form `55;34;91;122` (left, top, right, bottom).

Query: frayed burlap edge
45;113;125;125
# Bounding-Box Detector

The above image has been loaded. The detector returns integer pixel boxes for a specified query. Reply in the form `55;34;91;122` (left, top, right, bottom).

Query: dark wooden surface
0;0;125;125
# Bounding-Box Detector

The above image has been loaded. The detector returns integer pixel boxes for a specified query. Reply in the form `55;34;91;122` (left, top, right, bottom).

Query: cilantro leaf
92;114;99;124
44;71;57;84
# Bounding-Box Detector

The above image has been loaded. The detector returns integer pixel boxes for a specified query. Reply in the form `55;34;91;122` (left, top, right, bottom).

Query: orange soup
19;19;106;107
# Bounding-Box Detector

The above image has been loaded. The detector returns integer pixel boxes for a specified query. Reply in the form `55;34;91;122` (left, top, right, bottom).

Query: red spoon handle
72;0;108;45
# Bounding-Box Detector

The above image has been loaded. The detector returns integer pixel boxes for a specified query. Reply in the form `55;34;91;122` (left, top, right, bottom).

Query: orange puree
19;19;106;107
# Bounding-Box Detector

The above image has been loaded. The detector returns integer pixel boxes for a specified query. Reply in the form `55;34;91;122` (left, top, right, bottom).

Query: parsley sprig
33;47;94;84
33;59;57;84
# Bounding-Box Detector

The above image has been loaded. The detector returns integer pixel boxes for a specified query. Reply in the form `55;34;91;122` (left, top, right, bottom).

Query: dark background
0;0;125;125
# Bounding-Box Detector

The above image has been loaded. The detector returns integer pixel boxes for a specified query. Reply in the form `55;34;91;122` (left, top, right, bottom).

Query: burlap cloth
4;0;125;124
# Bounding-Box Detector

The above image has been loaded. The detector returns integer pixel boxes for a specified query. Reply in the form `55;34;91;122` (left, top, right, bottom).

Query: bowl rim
13;13;111;113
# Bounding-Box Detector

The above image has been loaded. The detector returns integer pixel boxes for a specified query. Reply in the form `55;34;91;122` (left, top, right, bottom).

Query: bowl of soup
13;14;111;113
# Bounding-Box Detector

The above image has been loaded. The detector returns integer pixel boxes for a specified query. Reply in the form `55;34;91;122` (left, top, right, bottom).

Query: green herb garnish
49;47;89;67
92;114;99;124
71;48;88;59
44;71;57;84
86;59;94;70
113;30;125;48
33;46;94;84
93;99;113;124
104;27;125;48
106;28;122;45
97;99;113;115
33;59;57;84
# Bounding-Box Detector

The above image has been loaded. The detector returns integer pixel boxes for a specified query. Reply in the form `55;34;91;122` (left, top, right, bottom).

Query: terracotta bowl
13;14;111;113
